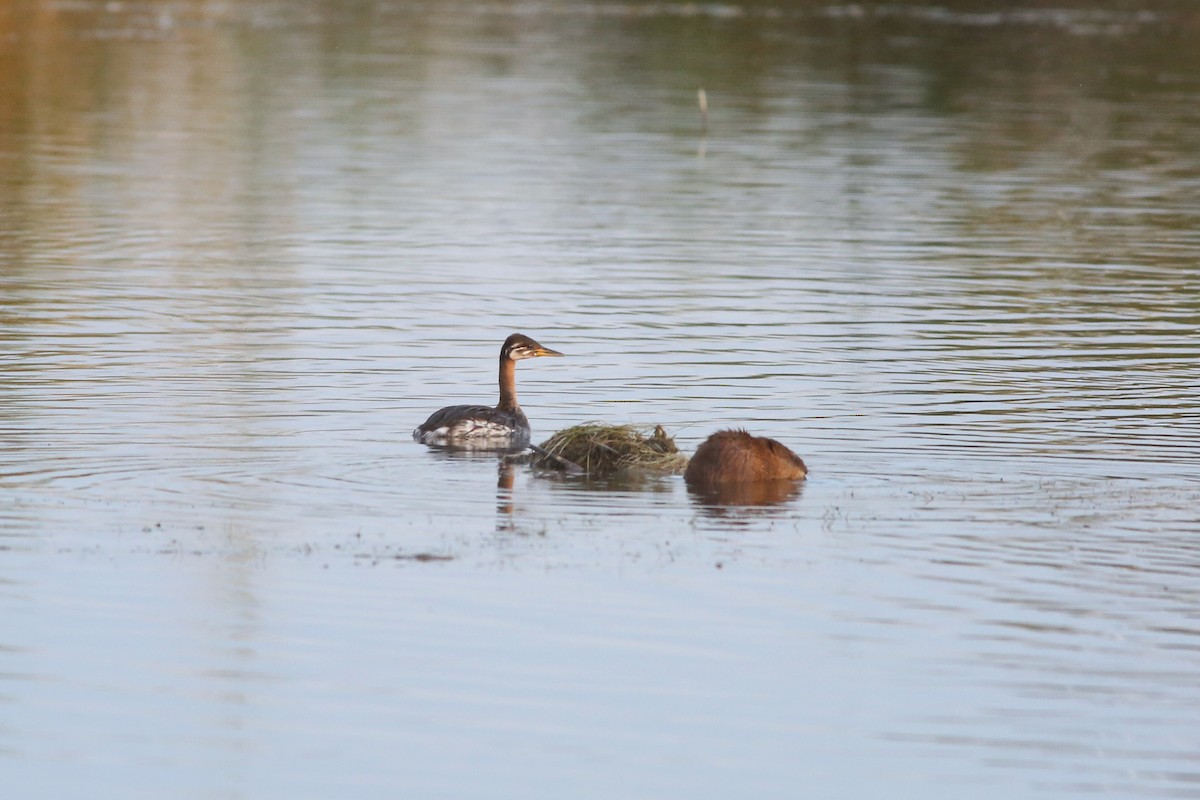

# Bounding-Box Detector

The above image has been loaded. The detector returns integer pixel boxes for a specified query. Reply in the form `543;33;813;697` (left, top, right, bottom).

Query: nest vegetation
529;423;689;477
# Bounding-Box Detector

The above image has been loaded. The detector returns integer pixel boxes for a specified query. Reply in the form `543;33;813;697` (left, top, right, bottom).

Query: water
3;1;1200;797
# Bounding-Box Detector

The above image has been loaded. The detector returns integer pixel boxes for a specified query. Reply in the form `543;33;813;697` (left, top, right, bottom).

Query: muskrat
684;429;807;489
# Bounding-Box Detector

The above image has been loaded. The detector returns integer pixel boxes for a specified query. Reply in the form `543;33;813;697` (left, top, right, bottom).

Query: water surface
2;2;1199;798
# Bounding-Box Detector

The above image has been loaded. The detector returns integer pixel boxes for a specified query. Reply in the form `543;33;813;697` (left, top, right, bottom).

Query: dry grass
529;423;689;477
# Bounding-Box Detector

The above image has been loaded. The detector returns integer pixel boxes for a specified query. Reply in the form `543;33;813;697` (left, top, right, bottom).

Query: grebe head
502;333;564;361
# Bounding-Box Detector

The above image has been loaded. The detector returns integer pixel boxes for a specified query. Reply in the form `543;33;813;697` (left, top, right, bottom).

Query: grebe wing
415;404;496;433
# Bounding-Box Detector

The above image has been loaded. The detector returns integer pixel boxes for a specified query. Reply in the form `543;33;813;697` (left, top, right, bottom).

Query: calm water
3;1;1200;797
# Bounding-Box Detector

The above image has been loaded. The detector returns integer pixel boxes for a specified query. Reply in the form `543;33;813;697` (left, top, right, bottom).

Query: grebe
413;333;563;449
684;429;807;489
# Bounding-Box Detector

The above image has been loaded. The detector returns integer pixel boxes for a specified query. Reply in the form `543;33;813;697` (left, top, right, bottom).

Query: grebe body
415;403;532;446
413;333;562;449
684;429;807;489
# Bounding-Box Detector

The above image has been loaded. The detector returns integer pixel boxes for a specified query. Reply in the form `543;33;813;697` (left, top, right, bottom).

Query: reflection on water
688;477;805;510
2;2;1200;799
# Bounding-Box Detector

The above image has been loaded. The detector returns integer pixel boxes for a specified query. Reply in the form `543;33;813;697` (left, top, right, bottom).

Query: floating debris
527;423;689;478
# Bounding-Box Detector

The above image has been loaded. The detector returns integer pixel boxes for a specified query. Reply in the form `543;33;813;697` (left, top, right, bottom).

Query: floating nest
527;423;689;477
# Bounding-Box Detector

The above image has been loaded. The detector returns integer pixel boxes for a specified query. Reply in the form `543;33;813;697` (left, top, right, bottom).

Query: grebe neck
498;356;518;411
